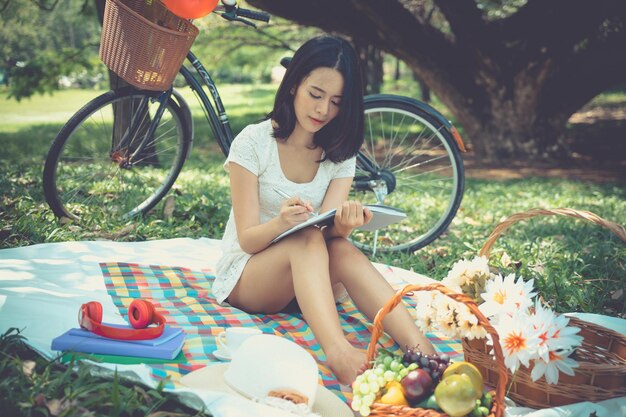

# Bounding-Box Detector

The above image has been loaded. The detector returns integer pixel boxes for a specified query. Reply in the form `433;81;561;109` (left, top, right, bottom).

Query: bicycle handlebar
214;3;270;27
235;7;270;22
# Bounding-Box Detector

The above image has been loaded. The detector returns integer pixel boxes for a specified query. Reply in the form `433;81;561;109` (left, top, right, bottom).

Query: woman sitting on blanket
215;35;436;385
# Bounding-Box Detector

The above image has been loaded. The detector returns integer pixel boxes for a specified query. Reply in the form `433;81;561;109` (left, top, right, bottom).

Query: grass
0;328;205;417
1;85;625;415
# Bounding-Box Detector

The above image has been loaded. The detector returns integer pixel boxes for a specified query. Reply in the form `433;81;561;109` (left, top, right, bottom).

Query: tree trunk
353;39;383;95
413;72;431;103
94;0;158;166
247;0;626;163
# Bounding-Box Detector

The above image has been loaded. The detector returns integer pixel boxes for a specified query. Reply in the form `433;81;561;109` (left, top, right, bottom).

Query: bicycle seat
280;57;292;69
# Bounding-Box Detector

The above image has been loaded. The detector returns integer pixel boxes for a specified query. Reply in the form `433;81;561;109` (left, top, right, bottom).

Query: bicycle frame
177;51;236;156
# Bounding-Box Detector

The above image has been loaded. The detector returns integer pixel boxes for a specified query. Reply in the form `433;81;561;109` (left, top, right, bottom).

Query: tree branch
432;0;492;46
541;18;626;117
500;0;624;57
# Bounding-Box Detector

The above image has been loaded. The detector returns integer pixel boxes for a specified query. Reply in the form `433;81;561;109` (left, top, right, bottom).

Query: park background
0;1;625;415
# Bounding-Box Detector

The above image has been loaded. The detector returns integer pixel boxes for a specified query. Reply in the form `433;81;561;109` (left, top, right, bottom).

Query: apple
400;369;433;403
434;373;478;417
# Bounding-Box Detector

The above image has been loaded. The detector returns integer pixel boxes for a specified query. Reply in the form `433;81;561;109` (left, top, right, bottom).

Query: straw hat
180;334;352;417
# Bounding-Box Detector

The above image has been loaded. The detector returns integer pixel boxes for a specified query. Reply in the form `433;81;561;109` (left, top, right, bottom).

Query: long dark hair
269;35;364;163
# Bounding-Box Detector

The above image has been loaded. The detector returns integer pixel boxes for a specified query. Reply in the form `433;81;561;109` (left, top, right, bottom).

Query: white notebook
271;204;406;243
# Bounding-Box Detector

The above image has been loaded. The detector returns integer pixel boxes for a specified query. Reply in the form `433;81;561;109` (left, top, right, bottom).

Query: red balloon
161;0;219;19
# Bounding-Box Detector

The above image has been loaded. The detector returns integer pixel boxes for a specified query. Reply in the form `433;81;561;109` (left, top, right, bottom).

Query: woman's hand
279;197;315;227
333;200;373;238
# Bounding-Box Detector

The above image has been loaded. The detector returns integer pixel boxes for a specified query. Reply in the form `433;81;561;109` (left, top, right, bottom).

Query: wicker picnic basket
363;283;508;417
100;0;198;91
463;208;626;409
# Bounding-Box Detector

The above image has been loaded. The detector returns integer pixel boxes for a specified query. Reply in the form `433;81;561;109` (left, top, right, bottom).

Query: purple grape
419;356;430;368
410;352;420;363
429;359;438;371
431;370;441;381
437;363;448;373
438;353;450;364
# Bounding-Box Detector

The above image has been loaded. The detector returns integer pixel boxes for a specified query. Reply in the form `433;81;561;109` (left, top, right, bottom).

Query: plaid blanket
101;262;463;401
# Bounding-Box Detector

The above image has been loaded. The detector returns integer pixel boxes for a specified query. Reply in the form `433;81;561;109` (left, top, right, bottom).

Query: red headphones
79;299;166;340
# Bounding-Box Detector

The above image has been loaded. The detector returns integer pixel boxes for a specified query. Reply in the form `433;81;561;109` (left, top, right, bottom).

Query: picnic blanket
101;261;463;400
1;238;623;417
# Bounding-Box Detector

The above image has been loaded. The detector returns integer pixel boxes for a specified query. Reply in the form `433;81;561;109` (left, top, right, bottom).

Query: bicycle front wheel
350;95;465;253
43;87;191;221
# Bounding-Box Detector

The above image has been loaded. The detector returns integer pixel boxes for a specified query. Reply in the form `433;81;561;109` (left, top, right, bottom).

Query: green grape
383;370;395;381
359;382;370;395
369;380;379;392
366;372;378;384
359;405;371;416
382;355;393;367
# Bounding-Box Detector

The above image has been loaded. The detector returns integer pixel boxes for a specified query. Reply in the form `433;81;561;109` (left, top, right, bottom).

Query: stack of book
51;323;186;363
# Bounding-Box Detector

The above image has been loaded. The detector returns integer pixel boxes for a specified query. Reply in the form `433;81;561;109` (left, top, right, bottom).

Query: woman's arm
321;178;373;239
229;162;313;254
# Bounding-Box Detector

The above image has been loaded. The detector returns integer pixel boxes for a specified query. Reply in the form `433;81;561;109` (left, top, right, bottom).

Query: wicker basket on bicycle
100;0;199;91
360;283;507;417
463;208;626;409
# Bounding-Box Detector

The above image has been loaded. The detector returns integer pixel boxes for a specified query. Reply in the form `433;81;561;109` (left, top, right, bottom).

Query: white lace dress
213;119;356;304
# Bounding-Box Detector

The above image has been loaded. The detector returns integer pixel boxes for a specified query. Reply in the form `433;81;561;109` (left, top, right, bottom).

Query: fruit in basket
161;0;219;19
434;373;479;417
442;361;484;397
415;393;442;411
379;381;409;406
401;369;433;403
401;347;451;383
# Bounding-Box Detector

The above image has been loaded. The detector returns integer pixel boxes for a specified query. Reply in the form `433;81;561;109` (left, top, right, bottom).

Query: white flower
442;256;491;301
414;291;437;332
493;313;541;373
456;307;487;339
528;300;558;361
548;314;583;353
530;350;579;384
479;273;536;319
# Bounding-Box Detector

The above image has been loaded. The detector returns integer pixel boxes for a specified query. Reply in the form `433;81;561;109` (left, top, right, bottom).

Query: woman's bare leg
326;237;436;355
227;228;366;384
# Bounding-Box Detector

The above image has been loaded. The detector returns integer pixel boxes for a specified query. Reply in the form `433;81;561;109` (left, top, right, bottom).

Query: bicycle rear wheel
43;87;191;221
350;95;464;253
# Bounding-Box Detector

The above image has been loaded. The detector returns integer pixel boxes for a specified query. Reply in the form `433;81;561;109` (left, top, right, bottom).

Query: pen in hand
273;187;319;217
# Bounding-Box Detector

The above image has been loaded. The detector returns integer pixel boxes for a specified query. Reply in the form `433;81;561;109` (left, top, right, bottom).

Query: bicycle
43;0;466;254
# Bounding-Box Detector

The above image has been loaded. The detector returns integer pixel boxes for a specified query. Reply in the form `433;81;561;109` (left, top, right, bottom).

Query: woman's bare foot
326;342;368;385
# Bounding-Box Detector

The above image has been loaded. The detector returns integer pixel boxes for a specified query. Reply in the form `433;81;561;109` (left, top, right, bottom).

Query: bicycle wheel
43;87;191;221
350;95;464;253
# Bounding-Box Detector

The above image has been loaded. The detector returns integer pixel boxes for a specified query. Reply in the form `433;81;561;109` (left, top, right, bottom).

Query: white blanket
0;238;624;417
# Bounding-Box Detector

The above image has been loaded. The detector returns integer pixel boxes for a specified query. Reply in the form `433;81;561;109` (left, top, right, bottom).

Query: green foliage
1;0;101;100
0;328;207;416
8;49;94;101
191;13;321;84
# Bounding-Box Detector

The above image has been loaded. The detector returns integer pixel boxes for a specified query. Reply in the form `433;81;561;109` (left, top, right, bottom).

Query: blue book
51;329;185;360
68;324;183;346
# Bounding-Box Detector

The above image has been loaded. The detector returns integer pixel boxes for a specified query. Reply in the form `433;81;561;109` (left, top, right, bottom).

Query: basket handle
367;283;507;417
479;208;626;258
